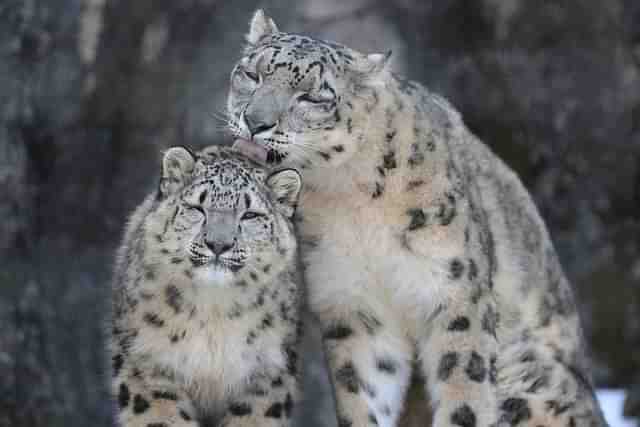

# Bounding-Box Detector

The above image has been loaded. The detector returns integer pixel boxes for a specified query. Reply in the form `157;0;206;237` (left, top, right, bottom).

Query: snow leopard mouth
191;256;243;273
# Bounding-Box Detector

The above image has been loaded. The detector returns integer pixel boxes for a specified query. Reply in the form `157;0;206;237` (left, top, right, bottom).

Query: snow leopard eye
296;94;336;116
297;90;335;104
244;70;260;83
240;211;266;221
297;93;326;104
232;66;259;91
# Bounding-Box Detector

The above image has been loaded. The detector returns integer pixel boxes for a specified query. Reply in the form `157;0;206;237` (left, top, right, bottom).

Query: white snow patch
596;389;636;427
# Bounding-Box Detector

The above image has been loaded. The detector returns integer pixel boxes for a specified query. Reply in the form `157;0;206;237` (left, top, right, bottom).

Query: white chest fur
136;306;286;405
299;188;450;330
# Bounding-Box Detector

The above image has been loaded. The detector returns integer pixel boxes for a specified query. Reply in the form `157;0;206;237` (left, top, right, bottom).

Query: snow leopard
109;145;303;427
227;10;607;427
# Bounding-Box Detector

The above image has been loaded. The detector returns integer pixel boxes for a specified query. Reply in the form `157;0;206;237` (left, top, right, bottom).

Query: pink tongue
232;139;268;164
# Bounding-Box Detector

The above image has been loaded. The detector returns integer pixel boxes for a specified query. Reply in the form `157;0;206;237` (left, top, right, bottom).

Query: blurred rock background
0;0;638;426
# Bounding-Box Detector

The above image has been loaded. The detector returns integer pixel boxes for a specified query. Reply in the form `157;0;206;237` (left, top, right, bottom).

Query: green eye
241;211;265;220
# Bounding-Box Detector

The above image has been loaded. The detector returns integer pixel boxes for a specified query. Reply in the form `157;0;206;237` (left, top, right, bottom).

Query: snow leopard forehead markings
247;33;354;81
181;150;269;209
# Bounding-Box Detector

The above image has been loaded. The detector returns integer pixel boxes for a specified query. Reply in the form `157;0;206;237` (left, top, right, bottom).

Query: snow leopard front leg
220;370;298;427
220;324;301;427
404;199;500;426
417;281;500;427
111;353;199;427
319;308;414;427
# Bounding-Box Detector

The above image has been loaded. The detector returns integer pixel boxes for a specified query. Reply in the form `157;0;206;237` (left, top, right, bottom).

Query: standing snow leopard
226;10;607;427
109;145;303;427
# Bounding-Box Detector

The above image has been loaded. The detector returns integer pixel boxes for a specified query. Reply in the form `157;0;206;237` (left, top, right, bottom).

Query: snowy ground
597;389;636;427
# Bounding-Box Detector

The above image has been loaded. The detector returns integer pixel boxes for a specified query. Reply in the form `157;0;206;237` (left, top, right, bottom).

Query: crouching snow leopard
227;10;608;427
109;145;303;427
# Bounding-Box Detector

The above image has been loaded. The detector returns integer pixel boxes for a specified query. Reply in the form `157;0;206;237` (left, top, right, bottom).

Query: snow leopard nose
245;114;276;137
205;239;233;256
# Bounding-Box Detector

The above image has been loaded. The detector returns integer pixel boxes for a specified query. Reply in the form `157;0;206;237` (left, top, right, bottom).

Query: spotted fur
227;10;607;427
109;144;302;427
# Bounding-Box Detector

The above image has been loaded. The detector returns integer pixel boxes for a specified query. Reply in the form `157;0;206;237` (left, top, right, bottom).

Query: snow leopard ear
247;9;279;45
159;146;196;198
353;50;393;76
266;169;302;218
